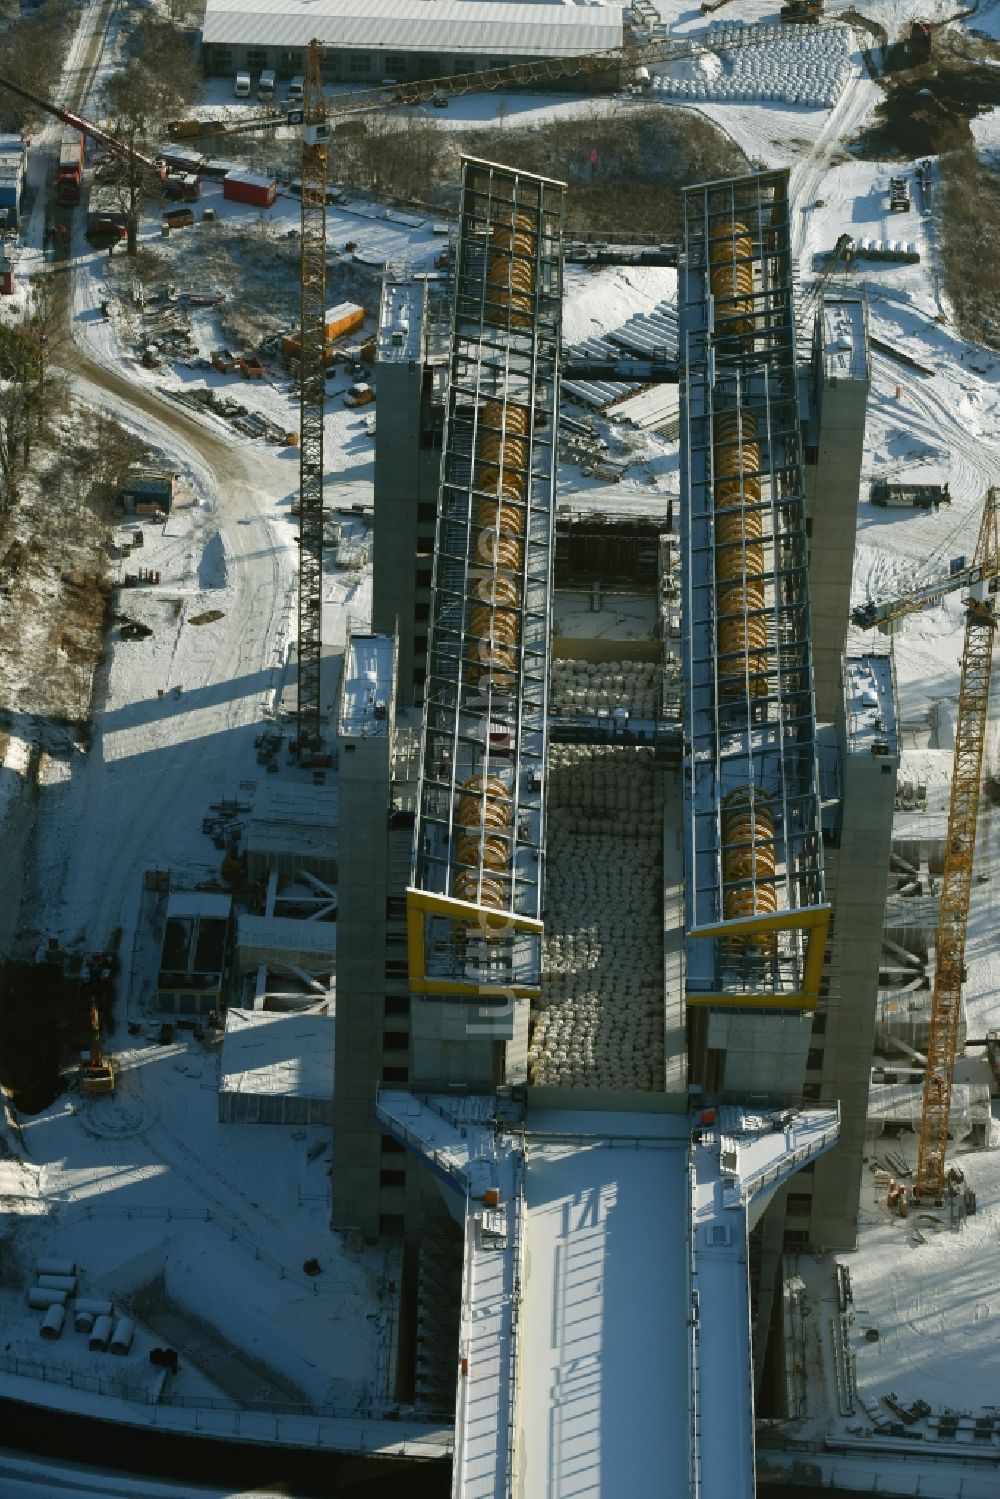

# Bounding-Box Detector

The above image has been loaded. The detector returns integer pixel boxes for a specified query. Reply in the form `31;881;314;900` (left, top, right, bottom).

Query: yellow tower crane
295;39;330;756
856;487;1000;1204
914;489;999;1202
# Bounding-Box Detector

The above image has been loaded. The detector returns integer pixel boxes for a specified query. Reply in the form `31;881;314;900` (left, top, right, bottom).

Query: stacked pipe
713;408;769;700
721;785;777;950
485;205;537;329
708;218;755;337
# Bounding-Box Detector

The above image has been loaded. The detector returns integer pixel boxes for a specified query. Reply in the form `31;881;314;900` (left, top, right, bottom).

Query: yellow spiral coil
713;406;769;699
475;500;524;571
453;868;509;914
721;787;777;947
477;400;528;505
708;219;755;336
486;212;537;329
472;573;520;610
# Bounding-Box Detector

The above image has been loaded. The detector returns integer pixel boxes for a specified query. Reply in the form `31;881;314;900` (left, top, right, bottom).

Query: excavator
80;1001;115;1096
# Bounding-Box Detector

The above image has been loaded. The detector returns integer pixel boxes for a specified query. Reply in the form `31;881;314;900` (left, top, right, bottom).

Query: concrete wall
371;355;439;708
805;318;870;723
332;728;392;1237
806;676;899;1250
708;1009;814;1103
373;356;423;706
410;996;505;1089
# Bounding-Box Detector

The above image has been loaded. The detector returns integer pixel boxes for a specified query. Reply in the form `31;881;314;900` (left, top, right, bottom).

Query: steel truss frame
680;169;828;1007
408;158;564;1001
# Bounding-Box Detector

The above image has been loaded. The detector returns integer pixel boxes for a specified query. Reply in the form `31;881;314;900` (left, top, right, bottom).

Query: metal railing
0;1351;453;1453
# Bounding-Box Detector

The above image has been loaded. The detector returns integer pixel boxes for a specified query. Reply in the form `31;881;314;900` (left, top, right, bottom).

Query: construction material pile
654;23;853;109
530;742;664;1091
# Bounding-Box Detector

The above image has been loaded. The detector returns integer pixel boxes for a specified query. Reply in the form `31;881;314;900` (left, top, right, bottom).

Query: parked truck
57;128;84;205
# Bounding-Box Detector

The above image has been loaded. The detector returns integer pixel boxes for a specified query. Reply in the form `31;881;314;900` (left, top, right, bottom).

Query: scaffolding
407;158;564;1001
680;170;828;1007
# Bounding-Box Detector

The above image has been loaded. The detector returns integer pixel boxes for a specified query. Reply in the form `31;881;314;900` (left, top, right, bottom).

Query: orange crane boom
914;487;999;1202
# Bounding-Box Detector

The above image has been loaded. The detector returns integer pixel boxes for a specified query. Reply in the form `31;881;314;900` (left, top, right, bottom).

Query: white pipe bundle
549;659;662;720
529;745;666;1092
654;23;854;111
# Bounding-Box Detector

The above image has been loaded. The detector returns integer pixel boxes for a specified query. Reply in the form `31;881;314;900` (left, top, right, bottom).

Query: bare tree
102;33;198;257
0;321;41;511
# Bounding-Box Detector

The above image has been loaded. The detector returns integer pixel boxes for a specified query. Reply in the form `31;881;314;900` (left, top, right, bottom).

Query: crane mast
296;40;329;755
915;488;999;1202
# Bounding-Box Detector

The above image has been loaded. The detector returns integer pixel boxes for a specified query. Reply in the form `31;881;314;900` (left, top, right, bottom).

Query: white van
234;71;251;98
258;69;276;101
286;75;305;102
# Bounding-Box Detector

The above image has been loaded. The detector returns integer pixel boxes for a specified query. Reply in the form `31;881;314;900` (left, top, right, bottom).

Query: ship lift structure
855;487;1000;1203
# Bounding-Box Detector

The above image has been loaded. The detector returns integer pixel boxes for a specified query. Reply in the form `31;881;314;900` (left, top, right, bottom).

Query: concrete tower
805;291;871;724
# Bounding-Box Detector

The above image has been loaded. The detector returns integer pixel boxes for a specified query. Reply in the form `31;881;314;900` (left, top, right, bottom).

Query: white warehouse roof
202;0;625;57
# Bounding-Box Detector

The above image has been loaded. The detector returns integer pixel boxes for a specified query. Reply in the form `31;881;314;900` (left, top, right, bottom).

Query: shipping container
57;128;83;205
280;331;337;366
0;168;21;211
222;171;277;209
324;301;364;340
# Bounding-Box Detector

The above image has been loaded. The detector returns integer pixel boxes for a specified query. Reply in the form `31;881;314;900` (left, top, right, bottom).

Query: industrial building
313;159;900;1488
148;155;895;1482
200;0;627;86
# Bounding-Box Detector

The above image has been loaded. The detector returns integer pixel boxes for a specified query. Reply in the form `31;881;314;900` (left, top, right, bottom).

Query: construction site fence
57;1202;336;1295
0;1351;452;1440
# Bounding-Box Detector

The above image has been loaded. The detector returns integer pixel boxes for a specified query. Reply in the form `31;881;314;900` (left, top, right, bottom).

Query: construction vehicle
344;381;374;408
57;127;84;205
856;490;1000;1205
889;175;911;213
851;513;999;630
780;0;824;21
796;232;855;328
80;1001;115;1095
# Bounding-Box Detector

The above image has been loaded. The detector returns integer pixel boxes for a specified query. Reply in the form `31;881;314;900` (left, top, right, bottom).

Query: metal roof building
201;0;625;82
